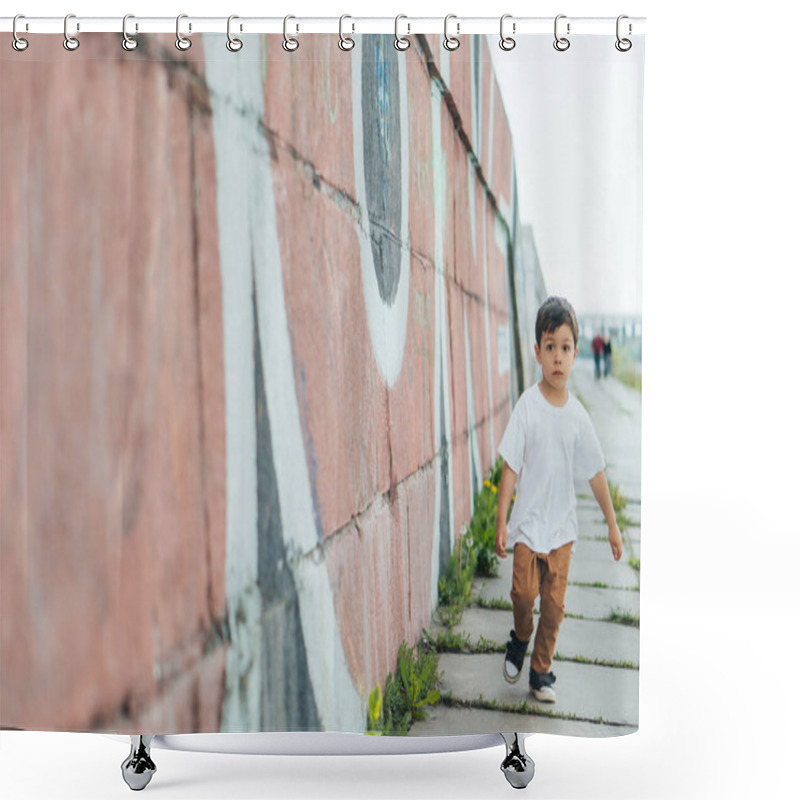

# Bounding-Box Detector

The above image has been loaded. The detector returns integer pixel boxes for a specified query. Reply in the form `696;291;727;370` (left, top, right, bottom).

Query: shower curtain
0;28;644;738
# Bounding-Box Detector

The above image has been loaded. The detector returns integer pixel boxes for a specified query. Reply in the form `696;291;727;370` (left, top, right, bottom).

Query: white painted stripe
431;85;456;608
488;73;495;190
497;325;511;376
440;47;450;88
463;306;482;503
468;162;477;262
497;195;511;231
206;39;362;734
482;191;496;455
471;37;481;162
205;49;263;733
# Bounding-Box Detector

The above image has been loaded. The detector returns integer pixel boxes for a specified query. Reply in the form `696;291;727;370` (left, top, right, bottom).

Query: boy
495;296;623;703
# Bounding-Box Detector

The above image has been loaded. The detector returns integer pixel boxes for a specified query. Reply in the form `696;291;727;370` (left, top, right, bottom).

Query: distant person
495;297;623;703
603;336;612;378
591;332;604;379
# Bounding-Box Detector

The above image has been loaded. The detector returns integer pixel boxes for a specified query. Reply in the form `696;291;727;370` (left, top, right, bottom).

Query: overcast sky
490;35;644;317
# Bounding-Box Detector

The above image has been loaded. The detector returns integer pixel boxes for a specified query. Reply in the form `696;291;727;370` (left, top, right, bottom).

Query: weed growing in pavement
470;594;514;612
609;481;628;516
437;459;512;626
606;608;640;628
553;652;639;670
423;629;504;655
569;580;639;592
366;641;441;735
439;692;634;727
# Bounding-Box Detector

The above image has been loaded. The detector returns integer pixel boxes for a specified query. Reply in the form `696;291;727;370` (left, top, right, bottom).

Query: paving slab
622;502;641;520
564;584;639;620
577;505;640;524
480;549;514;586
449;608;640;666
578;522;612;538
576;500;641;535
576;505;608;523
408;705;636;738
436;654;639;727
568;558;639;589
577;525;641;545
471;573;512;606
623;526;642;543
572;386;641;500
579;533;640;548
573;538;623;563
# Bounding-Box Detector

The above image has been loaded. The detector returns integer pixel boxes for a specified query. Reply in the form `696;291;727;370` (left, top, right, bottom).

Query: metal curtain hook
226;14;242;52
176;14;192;51
12;14;29;51
615;14;632;51
283;15;299;51
553;14;570;51
64;14;81;52
394;15;410;51
443;13;460;51
338;14;355;51
499;14;516;51
63;13;80;51
121;14;138;51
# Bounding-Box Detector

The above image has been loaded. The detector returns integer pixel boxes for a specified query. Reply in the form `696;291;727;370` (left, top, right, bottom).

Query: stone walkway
409;359;641;737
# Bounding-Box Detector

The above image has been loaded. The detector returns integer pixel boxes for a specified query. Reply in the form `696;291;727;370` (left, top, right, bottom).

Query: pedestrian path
409;360;641;737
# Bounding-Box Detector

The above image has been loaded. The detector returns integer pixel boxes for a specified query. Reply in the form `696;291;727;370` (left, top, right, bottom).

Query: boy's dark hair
535;296;579;346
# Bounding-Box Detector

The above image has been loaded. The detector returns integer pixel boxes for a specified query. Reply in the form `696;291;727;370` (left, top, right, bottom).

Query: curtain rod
0;16;646;36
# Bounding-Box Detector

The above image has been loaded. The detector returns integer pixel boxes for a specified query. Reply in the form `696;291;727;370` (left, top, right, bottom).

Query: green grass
611;342;642;392
569;580;639;592
439;692;631;727
554;652;639;670
437;458;512;627
616;513;639;533
609;481;628;516
469;595;514;612
423;629;504;655
606;608;640;628
366;641;441;736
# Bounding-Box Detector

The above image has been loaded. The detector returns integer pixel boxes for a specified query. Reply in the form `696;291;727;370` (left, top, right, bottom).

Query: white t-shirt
498;384;605;555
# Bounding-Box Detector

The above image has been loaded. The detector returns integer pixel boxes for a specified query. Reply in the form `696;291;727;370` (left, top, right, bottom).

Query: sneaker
502;630;529;684
529;669;557;703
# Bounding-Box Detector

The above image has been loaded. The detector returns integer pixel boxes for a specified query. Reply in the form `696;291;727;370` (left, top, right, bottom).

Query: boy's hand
496;522;508;559
608;523;623;561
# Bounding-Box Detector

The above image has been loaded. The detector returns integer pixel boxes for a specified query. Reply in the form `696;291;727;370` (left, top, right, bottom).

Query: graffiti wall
0;32;520;733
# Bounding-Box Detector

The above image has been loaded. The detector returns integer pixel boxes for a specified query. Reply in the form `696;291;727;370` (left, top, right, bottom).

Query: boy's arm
495;462;517;559
588;470;623;561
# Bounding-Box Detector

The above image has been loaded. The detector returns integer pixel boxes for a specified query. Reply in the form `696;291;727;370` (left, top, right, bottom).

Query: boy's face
535;324;578;390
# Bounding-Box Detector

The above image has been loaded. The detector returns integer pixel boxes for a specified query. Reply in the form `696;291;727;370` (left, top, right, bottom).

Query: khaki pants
510;541;573;674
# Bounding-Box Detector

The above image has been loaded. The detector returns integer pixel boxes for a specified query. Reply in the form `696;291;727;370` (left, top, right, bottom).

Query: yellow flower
491;485;497;494
483;480;492;489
